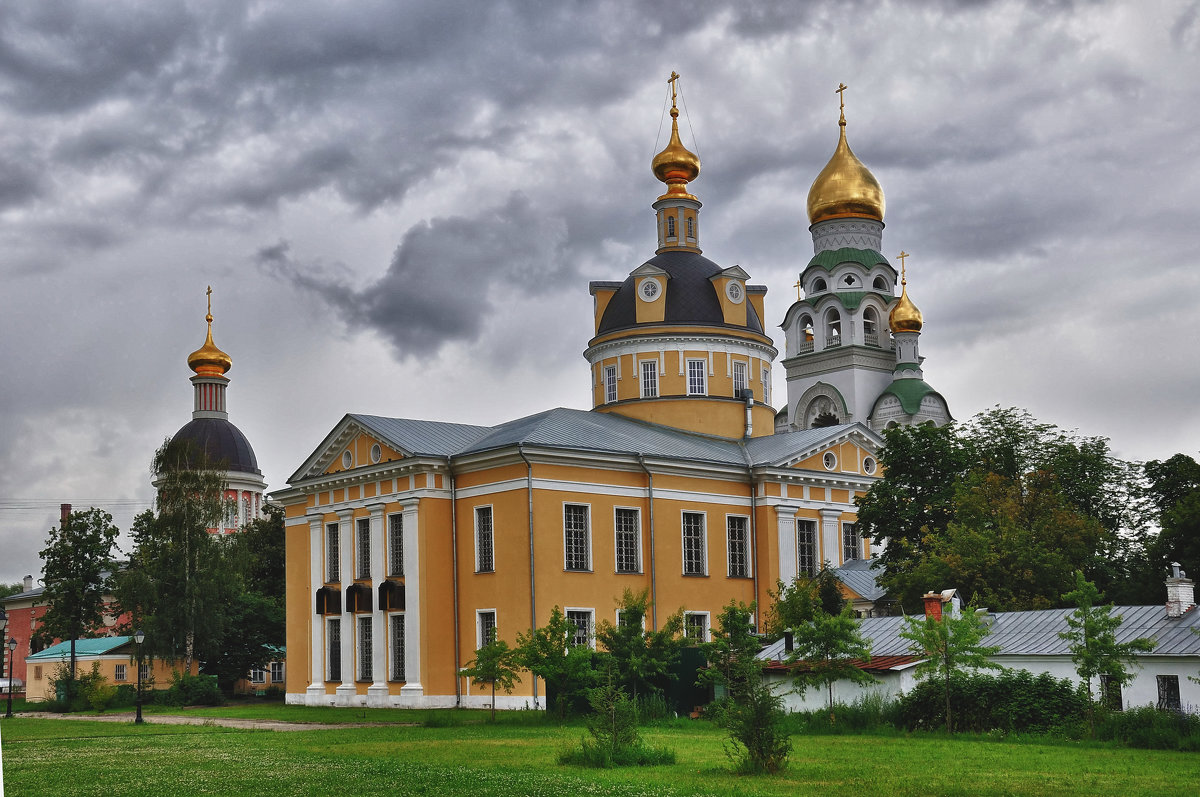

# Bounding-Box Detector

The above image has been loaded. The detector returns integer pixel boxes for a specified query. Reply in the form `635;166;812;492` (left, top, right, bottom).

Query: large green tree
37;507;119;704
1144;454;1200;586
514;606;596;719
900;605;1001;733
593;589;684;702
788;606;875;713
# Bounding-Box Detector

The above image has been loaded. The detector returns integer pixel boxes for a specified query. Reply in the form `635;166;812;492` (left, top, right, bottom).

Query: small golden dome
652;72;700;199
187;288;232;376
807;86;884;224
889;257;923;333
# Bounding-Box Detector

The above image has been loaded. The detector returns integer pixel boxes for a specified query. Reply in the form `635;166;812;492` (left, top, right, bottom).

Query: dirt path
14;711;383;731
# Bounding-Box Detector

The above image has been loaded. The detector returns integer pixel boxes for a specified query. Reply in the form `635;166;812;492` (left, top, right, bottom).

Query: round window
638;277;662;302
823;452;837;470
863;456;876;475
341;450;353;469
371;444;382;464
726;281;744;303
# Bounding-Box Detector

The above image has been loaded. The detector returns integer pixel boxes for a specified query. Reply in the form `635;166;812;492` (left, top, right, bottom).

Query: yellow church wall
415;496;457;698
596;397;774;439
747;292;766;328
455;462;527;489
592;287;617;335
284;511;313;696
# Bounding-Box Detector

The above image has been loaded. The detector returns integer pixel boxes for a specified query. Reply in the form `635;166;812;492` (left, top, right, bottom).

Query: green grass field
3;708;1199;797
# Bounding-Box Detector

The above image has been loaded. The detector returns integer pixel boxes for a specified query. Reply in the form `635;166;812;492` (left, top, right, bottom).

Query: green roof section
894;362;921;372
28;636;132;660
803;247;892;274
826;290;896;311
877;379;941;415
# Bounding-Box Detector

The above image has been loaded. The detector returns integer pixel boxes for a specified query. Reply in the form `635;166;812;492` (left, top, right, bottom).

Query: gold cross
896;251;909;283
206;285;213;317
794;279;803;301
668;71;680;108
836;82;848;123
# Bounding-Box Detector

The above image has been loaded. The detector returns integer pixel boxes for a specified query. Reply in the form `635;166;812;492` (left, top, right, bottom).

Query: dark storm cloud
259;193;572;354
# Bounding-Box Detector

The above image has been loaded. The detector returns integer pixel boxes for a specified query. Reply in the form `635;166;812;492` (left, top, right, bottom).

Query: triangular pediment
630;262;669;279
754;423;881;474
289;415;412;483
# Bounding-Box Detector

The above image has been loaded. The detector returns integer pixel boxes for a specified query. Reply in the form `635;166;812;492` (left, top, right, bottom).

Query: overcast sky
3;0;1199;587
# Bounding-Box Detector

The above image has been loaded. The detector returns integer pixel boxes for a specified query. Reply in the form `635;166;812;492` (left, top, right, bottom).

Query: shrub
159;672;224;707
784;691;899;735
1094;705;1200;751
896;670;1088;734
637;691;671;723
558;675;676;768
81;664;117;713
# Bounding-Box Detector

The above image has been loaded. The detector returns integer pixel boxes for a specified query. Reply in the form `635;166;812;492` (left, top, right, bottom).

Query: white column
819;508;841;567
335;510;356;704
366;502;389;707
305;513;326;705
399;499;423;703
775;504;799;586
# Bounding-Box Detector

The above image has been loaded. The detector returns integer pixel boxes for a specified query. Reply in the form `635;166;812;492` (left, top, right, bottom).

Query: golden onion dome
807;87;884;224
889;258;923;333
652;73;700;199
187;289;232;376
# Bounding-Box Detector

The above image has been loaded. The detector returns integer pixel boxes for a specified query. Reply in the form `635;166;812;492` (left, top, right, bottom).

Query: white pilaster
335;510;355;705
775;504;799;586
399;499;423;702
366;502;389;707
819;508;841;567
305;513;326;704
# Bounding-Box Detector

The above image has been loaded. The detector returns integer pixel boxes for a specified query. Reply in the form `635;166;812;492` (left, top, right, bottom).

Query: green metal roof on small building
876;379;943;415
823;290;895;311
803;247;894;275
27;637;132;661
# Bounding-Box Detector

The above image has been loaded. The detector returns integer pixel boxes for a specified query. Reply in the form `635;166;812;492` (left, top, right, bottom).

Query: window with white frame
604;365;618;403
139;661;149;682
641;360;658;398
686;216;695;239
475;506;494;573
564;504;591;571
762;366;771;405
666;215;676;238
250;666;266;684
687;359;707;395
114;664;127;682
566;609;594;648
270;661;284;683
1157;675;1181;711
477;610;497;648
727;516;749;578
842;522;861;562
388;514;404;577
733;360;747;396
682;511;706;575
615;508;640;574
797;519;818;576
356;517;371;579
684;612;709;642
357;616;373;681
391;614;406;681
327;618;341;681
326;523;340;582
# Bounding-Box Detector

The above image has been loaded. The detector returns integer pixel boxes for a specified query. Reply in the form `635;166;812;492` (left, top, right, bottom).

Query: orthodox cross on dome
206;285;214;323
836;82;848;126
794;279;803;301
896;250;909;284
668;71;680;109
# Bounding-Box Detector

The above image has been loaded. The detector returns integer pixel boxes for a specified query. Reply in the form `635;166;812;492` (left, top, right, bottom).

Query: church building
274;79;949;709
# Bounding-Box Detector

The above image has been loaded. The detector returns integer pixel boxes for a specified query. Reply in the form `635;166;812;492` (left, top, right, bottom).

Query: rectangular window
477;610;497;648
138;662;149;682
727;516;749;578
388;514;404;577
391;614;406;681
475;506;494;573
250;667;266;684
797;519;817;576
687;359;707;395
327;618;341;682
682;511;707;576
604;365;618;403
641;360;658;398
762;366;771;405
842;522;861;562
733;360;747;396
114;664;127;682
615;508;640;574
326;523;340;582
1157;675;1181;711
358;616;373;681
684;612;709;643
564;504;591;571
566;609;594;648
1099;674;1123;711
270;661;284;683
356;518;371;579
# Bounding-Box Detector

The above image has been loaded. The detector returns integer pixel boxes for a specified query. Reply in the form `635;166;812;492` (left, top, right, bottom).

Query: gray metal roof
351;415;493;457
834;558;888;601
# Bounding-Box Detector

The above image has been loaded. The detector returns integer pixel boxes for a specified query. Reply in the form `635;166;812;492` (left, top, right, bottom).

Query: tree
1059;570;1156;735
460;637;520;720
788;606;876;714
699;602;790;775
763;576;818;640
593;589;684;702
0;583;23;599
900;604;1001;733
514;606;595;719
38;507;118;706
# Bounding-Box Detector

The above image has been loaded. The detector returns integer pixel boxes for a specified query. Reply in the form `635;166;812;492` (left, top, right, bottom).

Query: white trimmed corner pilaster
306;512;324;696
336;510;354;698
819;508;841;567
775;504;800;586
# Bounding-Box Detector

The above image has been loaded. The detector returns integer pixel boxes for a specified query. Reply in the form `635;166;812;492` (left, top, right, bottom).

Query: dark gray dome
170;418;261;475
596;250;764;336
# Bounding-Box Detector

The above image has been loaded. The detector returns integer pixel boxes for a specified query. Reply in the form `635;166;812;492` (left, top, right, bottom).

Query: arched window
826;309;841;345
873;276;888;290
812;278;827;293
863;307;879;346
798;314;815;352
686;216;694;239
666;216;676;237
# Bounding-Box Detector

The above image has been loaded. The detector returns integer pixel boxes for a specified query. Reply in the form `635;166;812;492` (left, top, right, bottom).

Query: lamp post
133;629;145;724
5;636;16;719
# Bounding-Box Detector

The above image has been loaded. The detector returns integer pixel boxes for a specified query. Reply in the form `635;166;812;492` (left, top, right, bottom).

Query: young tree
593;589;683;702
900;604;1000;733
460;637;520;720
1059;570;1156;735
763;576;818;640
699;602;790;775
514;606;595;719
38;507;119;705
788;606;876;714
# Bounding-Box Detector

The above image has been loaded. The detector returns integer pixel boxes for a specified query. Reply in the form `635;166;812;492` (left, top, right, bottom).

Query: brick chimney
923;591;943;621
1166;563;1196;619
60;503;71;525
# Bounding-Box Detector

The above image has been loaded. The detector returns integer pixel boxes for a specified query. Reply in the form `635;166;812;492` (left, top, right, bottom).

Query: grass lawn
3;711;1199;797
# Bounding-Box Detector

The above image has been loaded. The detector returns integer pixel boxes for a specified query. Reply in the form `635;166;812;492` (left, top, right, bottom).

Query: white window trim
614;608;648;630
563;502;592;572
604;365;618;404
762;366;771;405
327;617;342;682
842;522;861;563
270;661;285;683
725;513;751;578
326;522;340;582
357;615;373;682
733;360;748;395
687;358;707;395
564;607;596;650
356;517;371;580
640;359;658;398
389;612;406;682
797;518;818;577
684;610;710;643
613;506;642;574
474;505;495;573
681;510;708;576
476;609;498;649
114;664;127;682
387;513;404;578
